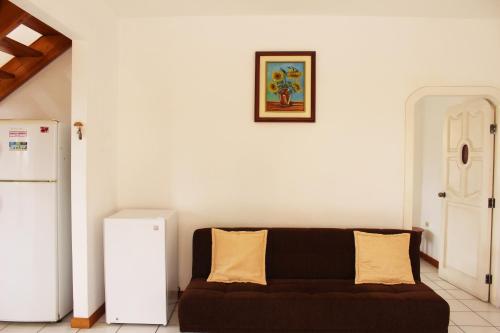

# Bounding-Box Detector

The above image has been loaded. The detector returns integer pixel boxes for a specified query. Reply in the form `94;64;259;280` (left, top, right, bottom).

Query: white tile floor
0;306;180;333
419;260;500;333
1;260;499;332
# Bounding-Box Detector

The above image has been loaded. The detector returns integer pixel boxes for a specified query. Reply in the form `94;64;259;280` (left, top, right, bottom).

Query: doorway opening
413;96;468;259
404;86;500;305
414;96;495;301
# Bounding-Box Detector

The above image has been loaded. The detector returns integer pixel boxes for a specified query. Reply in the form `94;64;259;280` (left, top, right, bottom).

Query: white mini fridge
104;209;178;325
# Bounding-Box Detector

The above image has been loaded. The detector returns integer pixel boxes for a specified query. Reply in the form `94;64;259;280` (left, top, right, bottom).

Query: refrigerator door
104;216;167;325
0;120;58;181
0;182;58;321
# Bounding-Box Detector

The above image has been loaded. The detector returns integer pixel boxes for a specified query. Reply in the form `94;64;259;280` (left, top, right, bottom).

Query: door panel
466;160;482;198
447;160;461;195
448;113;463;149
0;120;58;181
0;182;58;321
446;203;480;277
469;111;484;150
439;98;495;301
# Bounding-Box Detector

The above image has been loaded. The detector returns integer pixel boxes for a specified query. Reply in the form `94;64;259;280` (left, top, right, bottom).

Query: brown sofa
179;228;449;333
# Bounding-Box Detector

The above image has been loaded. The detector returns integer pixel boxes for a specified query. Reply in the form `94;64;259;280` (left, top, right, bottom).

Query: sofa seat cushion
179;278;449;332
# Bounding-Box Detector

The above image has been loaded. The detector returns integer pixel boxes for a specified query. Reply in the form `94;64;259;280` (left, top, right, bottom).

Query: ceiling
102;0;500;18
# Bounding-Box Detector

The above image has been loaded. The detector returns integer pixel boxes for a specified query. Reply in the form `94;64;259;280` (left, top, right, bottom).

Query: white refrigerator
0;120;72;322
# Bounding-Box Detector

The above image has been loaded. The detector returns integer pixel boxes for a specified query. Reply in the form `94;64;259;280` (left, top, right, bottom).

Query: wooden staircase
0;0;71;102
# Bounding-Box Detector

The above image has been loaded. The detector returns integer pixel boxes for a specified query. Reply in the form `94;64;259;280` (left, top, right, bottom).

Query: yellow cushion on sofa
207;228;268;285
354;231;415;285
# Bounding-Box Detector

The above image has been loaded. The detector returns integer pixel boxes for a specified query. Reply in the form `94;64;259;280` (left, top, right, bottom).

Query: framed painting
254;51;316;122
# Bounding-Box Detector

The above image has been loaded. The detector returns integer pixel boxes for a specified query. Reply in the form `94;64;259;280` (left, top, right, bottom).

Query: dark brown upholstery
179;228;449;332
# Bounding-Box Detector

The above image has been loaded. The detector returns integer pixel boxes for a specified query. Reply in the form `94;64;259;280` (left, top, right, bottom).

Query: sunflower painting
266;62;305;112
255;51;315;122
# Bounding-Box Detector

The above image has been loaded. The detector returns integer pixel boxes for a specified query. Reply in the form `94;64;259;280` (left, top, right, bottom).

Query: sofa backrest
192;228;422;281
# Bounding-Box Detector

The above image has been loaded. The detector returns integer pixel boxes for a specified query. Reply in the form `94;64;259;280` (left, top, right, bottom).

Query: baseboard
420;251;439;268
70;303;105;329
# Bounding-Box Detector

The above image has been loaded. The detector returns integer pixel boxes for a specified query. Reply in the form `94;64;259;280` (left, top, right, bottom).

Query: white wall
0;51;71;122
6;3;500;306
116;16;500;289
103;0;500;18
12;0;119;318
413;96;467;260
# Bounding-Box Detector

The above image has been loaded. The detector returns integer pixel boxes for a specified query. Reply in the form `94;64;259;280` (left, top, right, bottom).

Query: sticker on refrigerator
9;129;27;138
9;141;28;151
8;128;28;151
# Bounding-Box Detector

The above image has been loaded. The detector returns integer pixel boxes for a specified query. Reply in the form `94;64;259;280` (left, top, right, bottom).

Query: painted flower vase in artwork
279;88;292;107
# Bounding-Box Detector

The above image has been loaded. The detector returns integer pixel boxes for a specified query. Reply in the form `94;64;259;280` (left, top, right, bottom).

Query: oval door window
462;144;469;165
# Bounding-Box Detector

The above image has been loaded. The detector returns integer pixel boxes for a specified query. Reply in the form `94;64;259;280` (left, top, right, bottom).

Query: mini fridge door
104;217;167;325
0;120;58;181
0;182;58;321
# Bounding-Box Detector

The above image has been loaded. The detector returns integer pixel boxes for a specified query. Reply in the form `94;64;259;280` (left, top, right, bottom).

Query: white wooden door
439;98;495;301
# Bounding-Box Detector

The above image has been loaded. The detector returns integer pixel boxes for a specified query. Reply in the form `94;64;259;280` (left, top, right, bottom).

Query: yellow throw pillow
354;231;415;285
207;228;268;285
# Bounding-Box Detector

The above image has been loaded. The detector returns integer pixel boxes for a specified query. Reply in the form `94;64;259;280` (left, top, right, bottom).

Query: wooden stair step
0;34;71;100
22;15;60;36
0;0;71;102
0;36;43;57
0;69;14;79
0;0;28;38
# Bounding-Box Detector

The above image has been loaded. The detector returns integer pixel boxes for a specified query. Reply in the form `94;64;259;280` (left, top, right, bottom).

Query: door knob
438;192;446;198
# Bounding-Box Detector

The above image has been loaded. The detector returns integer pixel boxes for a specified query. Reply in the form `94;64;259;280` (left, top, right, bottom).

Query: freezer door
0;121;58;181
0;182;58;321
